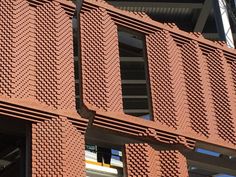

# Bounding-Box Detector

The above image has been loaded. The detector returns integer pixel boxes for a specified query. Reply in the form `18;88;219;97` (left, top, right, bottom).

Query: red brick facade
0;0;236;176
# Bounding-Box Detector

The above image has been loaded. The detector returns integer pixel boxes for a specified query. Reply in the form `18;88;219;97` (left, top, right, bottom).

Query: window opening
0;117;28;177
187;147;236;177
85;144;123;177
118;28;152;119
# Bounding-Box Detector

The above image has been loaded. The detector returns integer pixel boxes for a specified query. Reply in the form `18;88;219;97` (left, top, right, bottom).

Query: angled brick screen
181;41;211;137
204;49;236;144
80;0;236;153
32;116;85;176
159;150;189;177
0;0;76;110
125;143;161;177
35;1;76;110
81;7;123;112
230;60;236;92
146;29;236;146
1;0;236;176
146;30;189;130
0;0;34;98
125;143;188;177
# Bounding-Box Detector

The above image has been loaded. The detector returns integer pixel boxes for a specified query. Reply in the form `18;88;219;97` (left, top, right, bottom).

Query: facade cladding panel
0;0;235;176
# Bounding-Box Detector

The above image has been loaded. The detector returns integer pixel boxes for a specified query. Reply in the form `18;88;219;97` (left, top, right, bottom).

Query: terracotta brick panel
35;1;76;110
125;143;188;177
125;143;160;177
0;0;76;110
32;116;85;177
229;60;236;94
159;150;189;177
146;30;189;130
205;49;236;144
181;41;211;137
0;0;34;98
81;7;123;112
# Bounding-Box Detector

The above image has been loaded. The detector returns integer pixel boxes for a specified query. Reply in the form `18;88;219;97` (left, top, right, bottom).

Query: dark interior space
0;117;29;177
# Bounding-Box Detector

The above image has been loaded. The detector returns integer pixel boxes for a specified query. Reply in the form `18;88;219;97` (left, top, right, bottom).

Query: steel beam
109;2;203;9
194;0;213;32
213;0;235;48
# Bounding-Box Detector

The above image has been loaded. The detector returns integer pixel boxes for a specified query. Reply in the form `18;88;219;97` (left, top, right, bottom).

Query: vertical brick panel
125;144;189;177
125;143;160;177
0;0;35;98
81;8;123;112
206;49;236;144
64;116;85;177
159;150;189;177
181;41;212;137
32;116;85;177
35;2;75;110
230;61;236;92
146;30;189;130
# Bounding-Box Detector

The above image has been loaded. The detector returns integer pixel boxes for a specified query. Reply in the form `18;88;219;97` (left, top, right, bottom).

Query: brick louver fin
181;41;211;137
206;49;236;145
32;116;85;177
146;30;189;130
35;1;75;110
81;7;123;112
229;60;236;97
0;0;34;98
159;150;189;177
125;143;161;177
125;143;189;177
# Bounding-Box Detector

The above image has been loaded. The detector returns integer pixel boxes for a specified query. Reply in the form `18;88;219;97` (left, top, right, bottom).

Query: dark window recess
72;14;80;109
118;29;152;119
0;134;25;177
0;117;29;177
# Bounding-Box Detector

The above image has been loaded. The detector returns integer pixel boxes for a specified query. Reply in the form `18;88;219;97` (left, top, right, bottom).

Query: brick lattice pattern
146;30;189;130
181;41;210;137
32;116;85;176
81;7;123;112
125;143;188;177
159;150;189;177
1;0;236;176
0;0;34;98
125;143;161;177
0;0;76;110
35;1;76;110
204;49;236;144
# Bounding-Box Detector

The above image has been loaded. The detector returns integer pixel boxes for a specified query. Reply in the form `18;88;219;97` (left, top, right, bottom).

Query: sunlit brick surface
81;7;123;111
125;143;161;177
35;1;75;109
32;116;85;176
81;0;236;148
0;0;34;98
181;41;210;137
0;0;75;110
1;0;236;176
204;49;236;143
146;30;184;129
159;150;189;177
125;144;188;177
